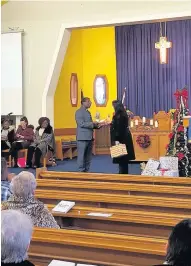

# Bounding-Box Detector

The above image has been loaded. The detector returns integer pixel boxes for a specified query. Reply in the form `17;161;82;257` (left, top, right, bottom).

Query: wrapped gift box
141;159;160;176
144;159;160;170
141;169;156;176
159;156;178;171
154;169;179;177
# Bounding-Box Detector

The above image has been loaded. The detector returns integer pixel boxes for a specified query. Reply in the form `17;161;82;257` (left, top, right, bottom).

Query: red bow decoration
174;88;189;109
160;168;169;176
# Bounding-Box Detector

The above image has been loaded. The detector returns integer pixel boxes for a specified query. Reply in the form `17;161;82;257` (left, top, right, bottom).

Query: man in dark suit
75;97;100;172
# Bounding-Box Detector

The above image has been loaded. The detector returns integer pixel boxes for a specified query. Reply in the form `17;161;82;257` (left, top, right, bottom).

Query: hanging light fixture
155;22;172;64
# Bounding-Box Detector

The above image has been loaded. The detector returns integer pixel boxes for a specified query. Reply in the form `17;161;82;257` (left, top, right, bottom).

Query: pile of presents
141;157;179;177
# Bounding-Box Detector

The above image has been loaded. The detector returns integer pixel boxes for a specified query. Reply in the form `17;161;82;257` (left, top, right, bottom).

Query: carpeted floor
9;155;141;176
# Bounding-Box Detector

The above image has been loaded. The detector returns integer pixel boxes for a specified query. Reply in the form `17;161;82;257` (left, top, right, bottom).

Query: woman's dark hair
1;118;10;126
38;117;50;126
20;116;28;125
112;100;127;117
166;219;191;266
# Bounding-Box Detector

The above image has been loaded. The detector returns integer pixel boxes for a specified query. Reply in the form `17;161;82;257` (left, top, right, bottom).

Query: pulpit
93;125;110;155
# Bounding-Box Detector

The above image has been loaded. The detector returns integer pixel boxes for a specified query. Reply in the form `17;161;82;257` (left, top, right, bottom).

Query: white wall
2;1;191;127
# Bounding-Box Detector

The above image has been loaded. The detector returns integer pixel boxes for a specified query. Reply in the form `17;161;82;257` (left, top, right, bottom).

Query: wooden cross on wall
155;36;172;64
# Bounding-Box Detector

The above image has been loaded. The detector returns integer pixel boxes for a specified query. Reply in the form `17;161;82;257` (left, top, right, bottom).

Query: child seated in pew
1;210;34;266
1;171;60;229
154;218;191;266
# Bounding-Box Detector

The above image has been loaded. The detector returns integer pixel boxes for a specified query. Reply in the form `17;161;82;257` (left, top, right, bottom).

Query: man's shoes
13;164;19;168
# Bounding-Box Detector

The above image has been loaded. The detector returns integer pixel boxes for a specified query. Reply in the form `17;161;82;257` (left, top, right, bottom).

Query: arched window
93;75;108;107
70;73;78;107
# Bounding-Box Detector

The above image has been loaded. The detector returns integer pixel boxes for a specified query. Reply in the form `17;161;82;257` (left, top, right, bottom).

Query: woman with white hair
1;171;59;229
1;209;34;266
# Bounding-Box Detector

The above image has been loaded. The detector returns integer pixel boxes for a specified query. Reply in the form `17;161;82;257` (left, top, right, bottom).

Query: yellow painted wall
82;27;117;120
1;1;8;6
54;26;117;128
54;30;83;128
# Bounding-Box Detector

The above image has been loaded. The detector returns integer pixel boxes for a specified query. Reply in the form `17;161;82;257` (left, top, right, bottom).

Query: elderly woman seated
26;117;55;169
1;171;60;229
1;210;34;266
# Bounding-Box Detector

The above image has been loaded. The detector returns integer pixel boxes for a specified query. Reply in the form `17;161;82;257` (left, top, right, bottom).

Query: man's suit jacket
75;106;95;141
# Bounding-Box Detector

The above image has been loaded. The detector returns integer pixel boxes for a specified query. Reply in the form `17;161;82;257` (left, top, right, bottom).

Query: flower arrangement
136;134;151;149
169;108;176;120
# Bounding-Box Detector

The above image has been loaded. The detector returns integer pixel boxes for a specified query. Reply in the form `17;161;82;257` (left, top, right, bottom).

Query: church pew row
35;190;191;214
36;169;191;187
29;227;166;266
36;178;191;199
47;204;188;238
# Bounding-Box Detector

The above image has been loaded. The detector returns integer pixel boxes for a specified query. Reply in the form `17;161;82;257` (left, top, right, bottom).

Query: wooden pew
30;227;166;266
37;178;191;199
35;189;191;214
37;169;191;187
47;204;188;238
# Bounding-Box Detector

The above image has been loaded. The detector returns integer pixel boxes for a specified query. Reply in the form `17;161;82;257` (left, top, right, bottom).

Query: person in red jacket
10;117;34;168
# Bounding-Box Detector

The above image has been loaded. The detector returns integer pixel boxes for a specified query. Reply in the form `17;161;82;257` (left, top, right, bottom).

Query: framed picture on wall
70;73;78;107
94;75;108;107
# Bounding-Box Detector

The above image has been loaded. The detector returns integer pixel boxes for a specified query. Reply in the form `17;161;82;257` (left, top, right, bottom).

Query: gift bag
110;144;127;158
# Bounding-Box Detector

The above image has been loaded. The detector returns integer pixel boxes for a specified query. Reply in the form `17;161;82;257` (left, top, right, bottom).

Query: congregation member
1;119;15;154
1;158;12;201
1;209;34;266
110;100;135;174
26;117;54;169
1;171;60;229
155;218;191;266
10;117;34;168
75;97;101;172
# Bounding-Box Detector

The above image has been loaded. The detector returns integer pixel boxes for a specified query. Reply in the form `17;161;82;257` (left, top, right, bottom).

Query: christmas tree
166;88;191;177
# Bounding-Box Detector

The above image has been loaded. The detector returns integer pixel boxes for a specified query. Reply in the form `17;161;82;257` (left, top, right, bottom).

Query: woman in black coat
1;119;15;154
110;100;135;174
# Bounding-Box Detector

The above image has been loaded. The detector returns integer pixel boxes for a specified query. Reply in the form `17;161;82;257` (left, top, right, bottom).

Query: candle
142;117;146;123
150;119;153;126
155;121;158;128
130;121;134;128
135;119;138;126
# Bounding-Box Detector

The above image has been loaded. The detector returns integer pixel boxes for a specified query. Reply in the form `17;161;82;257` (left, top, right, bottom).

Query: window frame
70;73;78;107
93;74;108;107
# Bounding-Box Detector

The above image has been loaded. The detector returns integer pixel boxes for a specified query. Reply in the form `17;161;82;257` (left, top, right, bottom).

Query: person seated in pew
1;171;60;229
26;117;54;169
155;218;191;266
1;158;13;201
1;118;15;156
1;210;34;266
10;117;34;168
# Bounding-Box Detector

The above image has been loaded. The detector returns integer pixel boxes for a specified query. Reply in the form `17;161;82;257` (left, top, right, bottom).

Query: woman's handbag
110;143;128;158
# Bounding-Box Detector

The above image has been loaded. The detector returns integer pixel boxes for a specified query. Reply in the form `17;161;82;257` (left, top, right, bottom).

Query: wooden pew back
30;227;166;266
37;170;191;187
37;178;191;199
35;189;191;214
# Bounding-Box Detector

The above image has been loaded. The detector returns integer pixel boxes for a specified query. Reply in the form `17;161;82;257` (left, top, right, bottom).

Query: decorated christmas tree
166;88;191;177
